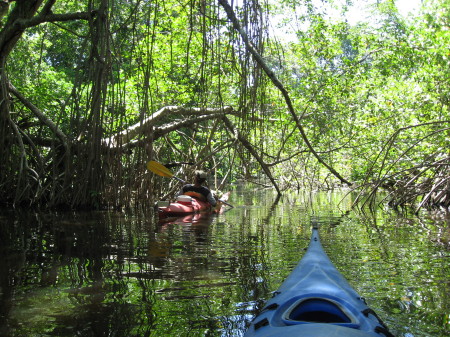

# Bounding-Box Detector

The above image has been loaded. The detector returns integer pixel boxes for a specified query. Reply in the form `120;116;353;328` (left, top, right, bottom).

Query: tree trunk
0;0;46;202
72;0;110;207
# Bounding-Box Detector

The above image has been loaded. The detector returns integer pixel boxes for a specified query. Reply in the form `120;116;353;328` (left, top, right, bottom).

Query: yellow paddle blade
146;161;174;178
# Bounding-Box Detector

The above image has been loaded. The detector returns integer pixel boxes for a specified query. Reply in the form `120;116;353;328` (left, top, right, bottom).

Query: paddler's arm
206;191;217;206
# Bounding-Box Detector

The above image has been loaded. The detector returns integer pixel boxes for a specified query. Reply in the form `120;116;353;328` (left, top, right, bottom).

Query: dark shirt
179;184;216;206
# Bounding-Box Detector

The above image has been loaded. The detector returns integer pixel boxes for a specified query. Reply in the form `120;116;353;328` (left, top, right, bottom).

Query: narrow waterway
0;187;448;336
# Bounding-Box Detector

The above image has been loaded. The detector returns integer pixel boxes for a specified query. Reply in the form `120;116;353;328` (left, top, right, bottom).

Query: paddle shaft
172;175;186;184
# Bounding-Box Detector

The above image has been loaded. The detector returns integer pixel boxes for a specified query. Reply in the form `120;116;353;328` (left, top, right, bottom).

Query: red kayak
157;192;230;218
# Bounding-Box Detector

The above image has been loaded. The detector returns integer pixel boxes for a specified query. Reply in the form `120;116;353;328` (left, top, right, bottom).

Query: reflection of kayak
158;192;230;218
244;227;394;337
158;211;211;225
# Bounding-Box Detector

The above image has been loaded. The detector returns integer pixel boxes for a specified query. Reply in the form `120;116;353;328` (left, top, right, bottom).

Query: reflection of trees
0;211;27;336
0;211;159;336
333;210;450;336
2;191;448;336
0;201;275;336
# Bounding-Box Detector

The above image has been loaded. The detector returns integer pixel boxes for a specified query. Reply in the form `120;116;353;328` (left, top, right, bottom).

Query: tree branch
8;82;70;161
109;106;234;146
223;116;282;195
218;0;352;187
14;11;94;29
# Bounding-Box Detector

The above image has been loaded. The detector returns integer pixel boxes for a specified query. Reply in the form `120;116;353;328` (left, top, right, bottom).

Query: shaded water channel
0;187;449;337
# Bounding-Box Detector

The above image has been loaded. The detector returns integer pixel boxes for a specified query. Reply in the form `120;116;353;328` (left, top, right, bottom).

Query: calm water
0;188;448;336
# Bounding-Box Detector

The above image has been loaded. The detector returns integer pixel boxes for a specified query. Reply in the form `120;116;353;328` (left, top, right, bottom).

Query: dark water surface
0;188;449;336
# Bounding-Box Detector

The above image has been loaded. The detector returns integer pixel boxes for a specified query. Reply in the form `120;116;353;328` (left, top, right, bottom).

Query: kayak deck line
244;227;395;337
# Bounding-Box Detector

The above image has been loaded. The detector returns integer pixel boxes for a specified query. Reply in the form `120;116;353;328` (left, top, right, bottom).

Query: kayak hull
244;227;392;337
246;324;387;337
158;198;211;218
158;192;230;218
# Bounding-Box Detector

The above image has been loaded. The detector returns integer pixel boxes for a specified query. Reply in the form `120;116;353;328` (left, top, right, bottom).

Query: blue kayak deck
244;227;394;337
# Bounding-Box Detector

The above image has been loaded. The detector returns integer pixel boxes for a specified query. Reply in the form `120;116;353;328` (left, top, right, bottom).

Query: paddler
178;170;217;206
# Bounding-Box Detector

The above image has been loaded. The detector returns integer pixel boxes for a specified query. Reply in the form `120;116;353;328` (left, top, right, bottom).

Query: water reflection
0;189;449;336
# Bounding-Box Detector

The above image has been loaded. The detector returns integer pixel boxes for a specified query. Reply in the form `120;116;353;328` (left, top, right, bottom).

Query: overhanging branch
218;0;352;187
8;82;70;155
223;116;281;195
109;106;235;147
15;11;94;29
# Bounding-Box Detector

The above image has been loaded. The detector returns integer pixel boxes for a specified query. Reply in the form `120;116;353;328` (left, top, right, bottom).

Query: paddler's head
194;170;207;185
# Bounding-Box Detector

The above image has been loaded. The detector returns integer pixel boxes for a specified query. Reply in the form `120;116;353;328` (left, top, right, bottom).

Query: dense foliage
0;0;448;210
